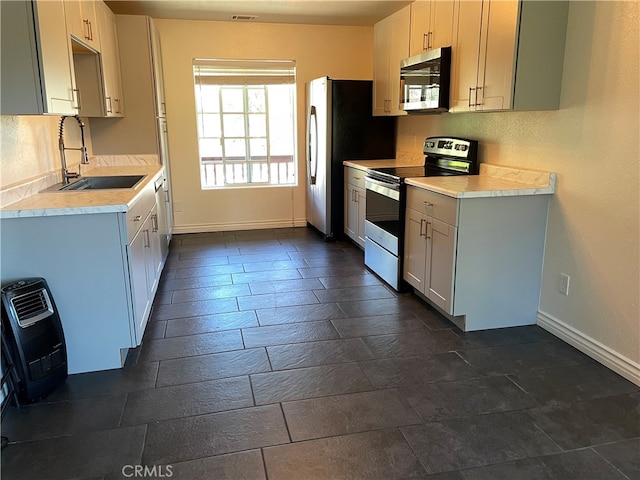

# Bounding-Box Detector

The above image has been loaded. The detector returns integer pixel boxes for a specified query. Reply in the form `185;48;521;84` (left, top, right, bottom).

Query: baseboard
172;218;307;234
537;311;640;386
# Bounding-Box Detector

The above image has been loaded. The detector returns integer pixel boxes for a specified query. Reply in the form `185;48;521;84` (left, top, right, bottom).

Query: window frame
193;59;297;190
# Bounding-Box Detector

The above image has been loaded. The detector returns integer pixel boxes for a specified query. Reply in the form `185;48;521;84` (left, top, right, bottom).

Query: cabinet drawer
345;167;366;189
407;186;458;225
126;184;155;243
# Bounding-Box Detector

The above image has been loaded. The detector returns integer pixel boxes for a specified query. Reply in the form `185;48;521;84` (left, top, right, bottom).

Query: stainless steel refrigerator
306;77;396;240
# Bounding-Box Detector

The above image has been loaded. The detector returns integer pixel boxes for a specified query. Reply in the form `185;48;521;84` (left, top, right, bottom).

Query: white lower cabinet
404;184;550;331
0;176;167;373
404;188;458;313
344;167;366;248
128;202;162;344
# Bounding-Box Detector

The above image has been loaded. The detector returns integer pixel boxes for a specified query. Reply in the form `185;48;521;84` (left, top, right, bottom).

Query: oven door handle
365;176;401;201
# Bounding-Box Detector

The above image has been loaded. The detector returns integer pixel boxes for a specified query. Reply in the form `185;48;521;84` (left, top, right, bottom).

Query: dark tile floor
2;228;639;480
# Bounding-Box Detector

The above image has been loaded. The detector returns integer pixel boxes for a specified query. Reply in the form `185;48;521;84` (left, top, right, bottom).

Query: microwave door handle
308;106;317;184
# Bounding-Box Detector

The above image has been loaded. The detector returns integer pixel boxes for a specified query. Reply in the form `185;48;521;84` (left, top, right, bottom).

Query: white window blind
193;59;297;188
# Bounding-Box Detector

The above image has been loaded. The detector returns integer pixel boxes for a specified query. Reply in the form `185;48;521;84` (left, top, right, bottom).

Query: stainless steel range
364;136;478;290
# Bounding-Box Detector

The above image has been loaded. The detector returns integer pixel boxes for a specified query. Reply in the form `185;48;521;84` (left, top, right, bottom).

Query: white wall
397;1;639;382
154;19;375;232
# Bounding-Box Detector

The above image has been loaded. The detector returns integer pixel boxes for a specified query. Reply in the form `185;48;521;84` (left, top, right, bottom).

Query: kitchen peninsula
1;166;170;373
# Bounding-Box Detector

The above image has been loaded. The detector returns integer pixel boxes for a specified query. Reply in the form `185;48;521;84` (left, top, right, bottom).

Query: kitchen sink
57;175;146;191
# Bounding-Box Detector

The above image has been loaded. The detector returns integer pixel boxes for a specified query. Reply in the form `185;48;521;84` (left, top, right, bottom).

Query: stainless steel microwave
400;46;452;113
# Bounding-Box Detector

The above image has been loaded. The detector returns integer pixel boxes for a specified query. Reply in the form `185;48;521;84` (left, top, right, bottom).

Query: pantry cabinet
90;16;174;241
373;5;410;116
0;0;77;115
404;184;550;331
409;0;455;56
64;0;100;51
344;167;366;248
450;0;569;112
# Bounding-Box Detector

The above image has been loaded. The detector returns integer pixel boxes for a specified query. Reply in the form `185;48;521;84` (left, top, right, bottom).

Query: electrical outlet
559;273;570;295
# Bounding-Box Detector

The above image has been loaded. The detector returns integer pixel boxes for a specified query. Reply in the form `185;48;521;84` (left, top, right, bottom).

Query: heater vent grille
11;288;54;327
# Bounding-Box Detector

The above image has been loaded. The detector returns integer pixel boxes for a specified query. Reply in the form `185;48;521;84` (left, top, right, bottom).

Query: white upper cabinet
64;0;100;51
373;5;410;116
450;0;569;112
0;0;77;115
96;1;124;116
409;0;455;56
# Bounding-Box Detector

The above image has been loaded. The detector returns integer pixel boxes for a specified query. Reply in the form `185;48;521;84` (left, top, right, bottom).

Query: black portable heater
1;278;67;403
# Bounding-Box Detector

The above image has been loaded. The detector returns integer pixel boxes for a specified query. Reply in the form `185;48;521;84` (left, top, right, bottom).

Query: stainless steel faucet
59;115;89;185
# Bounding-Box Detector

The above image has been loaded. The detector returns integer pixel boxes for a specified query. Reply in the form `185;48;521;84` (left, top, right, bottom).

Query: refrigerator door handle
308;105;318;185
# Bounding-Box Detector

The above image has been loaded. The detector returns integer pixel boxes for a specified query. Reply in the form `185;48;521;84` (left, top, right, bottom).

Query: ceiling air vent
231;15;258;21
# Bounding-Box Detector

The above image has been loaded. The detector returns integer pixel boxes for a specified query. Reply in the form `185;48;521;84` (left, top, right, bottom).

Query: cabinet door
404;207;427;293
64;0;100;50
128;226;150;345
145;205;162;296
410;0;454;56
96;1;124;116
450;0;483;112
476;0;518;111
355;186;366;248
388;5;411;116
427;218;457;313
373;15;392;116
155;180;170;262
1;0;78;114
430;0;455;50
344;184;357;241
149;18;166;118
409;1;430;56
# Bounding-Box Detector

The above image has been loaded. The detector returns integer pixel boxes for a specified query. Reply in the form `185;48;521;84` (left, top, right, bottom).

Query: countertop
0;165;164;219
343;152;425;171
405;164;556;198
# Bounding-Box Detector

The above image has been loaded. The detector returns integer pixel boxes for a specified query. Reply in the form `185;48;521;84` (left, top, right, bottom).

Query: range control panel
423;136;477;159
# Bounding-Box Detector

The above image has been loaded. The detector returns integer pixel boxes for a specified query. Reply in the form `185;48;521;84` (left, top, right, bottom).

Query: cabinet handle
106;96;112;114
419;218;426;237
152;214;158;232
475;87;483;107
422;201;434;208
116;99;122;113
428;31;433;50
144;229;150;248
422;33;428;51
161;102;166;116
426;221;432;240
89;21;93;41
73;88;82;110
133;215;142;222
469;87;476;108
164;189;170;203
354;190;359;203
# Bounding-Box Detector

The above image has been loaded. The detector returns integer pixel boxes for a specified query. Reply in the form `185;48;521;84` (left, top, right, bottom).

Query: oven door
364;177;400;256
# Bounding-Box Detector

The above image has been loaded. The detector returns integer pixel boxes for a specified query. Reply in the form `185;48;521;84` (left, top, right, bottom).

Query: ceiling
104;1;412;27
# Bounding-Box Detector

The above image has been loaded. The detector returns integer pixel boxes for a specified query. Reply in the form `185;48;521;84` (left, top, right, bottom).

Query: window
193;59;297;188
